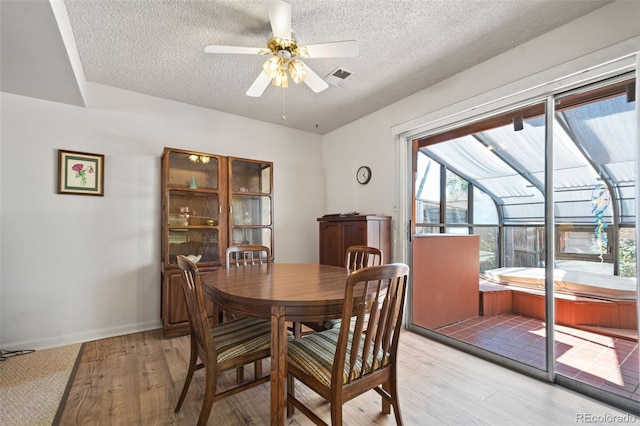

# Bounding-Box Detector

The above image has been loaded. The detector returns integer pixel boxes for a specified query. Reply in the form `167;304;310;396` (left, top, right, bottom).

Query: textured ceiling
2;0;613;134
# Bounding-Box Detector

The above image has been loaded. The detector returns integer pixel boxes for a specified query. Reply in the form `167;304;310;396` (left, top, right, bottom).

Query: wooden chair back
296;245;383;337
334;263;408;388
226;245;271;268
345;245;382;271
176;255;216;366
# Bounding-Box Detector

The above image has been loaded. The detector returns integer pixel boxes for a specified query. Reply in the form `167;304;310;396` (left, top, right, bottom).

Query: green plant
619;238;637;278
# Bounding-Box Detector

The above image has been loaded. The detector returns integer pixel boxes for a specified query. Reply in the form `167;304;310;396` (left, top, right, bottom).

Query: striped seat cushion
323;313;370;330
212;317;272;364
287;328;389;387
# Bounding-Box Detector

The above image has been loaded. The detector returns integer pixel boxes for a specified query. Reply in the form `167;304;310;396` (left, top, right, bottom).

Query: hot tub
483;267;637;301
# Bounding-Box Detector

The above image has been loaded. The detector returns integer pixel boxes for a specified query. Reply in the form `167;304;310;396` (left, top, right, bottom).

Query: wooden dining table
201;263;350;426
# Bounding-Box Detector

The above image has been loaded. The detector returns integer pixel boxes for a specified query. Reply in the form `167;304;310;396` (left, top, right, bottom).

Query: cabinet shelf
231;191;264;196
167;187;220;194
168;226;219;231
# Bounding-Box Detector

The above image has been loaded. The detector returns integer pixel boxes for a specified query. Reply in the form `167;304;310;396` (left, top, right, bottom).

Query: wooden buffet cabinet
161;147;273;337
318;215;391;266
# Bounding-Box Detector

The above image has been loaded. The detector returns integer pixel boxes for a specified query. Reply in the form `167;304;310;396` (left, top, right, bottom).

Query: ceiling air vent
324;68;353;87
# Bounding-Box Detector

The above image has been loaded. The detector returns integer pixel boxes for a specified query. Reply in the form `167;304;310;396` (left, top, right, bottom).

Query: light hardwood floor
57;329;636;425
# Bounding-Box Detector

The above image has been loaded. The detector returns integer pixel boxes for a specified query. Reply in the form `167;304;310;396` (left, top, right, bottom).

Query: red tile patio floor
435;313;640;402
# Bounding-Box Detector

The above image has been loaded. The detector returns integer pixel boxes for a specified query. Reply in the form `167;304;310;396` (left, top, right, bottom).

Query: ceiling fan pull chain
282;89;286;121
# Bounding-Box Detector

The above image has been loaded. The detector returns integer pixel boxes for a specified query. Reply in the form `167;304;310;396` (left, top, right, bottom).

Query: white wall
0;83;323;350
322;1;640;264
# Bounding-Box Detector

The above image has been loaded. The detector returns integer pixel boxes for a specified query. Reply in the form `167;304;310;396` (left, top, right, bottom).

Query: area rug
0;343;83;425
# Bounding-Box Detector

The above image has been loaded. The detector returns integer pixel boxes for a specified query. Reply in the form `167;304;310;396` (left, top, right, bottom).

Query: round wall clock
356;166;372;184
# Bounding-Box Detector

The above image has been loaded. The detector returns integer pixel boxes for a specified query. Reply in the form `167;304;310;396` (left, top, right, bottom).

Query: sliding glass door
408;74;638;409
411;101;550;374
552;78;638;402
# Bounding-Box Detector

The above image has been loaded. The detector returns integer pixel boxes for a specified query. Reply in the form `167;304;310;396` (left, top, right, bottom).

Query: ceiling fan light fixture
263;55;307;88
272;67;289;88
263;56;284;79
288;59;307;84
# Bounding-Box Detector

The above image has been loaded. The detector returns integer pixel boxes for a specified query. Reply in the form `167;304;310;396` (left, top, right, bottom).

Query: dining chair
296;245;382;336
226;244;271;267
174;255;272;426
287;263;410;425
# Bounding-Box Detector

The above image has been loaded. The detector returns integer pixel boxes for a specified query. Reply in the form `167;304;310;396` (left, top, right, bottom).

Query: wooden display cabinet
161;148;273;337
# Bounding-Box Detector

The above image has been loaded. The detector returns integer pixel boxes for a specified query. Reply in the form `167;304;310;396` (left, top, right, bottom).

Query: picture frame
57;149;104;196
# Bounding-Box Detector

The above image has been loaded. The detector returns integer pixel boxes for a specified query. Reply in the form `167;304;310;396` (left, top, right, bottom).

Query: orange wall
412;235;480;329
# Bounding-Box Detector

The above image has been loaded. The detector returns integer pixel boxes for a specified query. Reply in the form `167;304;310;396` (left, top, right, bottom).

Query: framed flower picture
57;150;104;196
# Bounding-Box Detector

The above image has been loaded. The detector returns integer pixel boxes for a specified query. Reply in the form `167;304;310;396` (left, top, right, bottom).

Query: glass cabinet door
228;158;273;253
231;195;271;226
167;191;220;264
167;151;219;190
163;150;223;266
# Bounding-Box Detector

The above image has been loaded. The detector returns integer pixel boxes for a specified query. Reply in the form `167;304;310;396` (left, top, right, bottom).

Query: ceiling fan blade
299;62;329;93
205;45;263;55
267;0;291;40
304;40;359;58
246;71;272;97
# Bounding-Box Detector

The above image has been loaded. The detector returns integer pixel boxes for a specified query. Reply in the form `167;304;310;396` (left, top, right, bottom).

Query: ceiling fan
204;0;358;97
